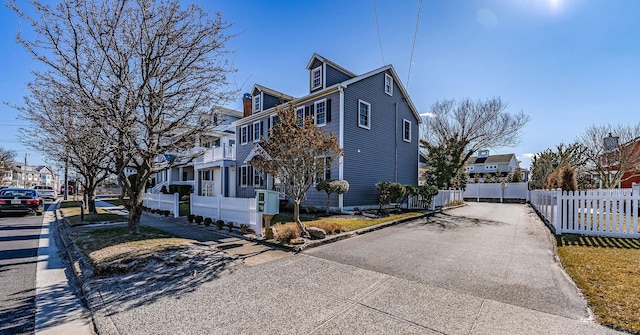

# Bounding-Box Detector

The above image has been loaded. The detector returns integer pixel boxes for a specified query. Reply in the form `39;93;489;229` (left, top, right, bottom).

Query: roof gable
306;53;356;78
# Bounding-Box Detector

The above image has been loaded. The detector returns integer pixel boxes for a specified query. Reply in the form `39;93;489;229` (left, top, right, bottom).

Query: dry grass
306;220;346;234
60;203;126;226
272;222;300;242
73;226;192;271
556;235;640;333
320;212;422;231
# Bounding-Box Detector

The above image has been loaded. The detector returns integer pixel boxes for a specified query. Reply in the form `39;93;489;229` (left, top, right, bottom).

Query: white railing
463;182;529;202
190;195;262;235
531;189;640;238
143;192;180;218
201;181;215;197
195;144;235;164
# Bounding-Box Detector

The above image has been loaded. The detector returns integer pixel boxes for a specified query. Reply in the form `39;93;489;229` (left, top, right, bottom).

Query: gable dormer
306;53;356;93
250;84;294;115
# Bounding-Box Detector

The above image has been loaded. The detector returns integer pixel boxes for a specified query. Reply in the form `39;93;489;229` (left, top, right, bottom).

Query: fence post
555;189;562;235
173;193;179;218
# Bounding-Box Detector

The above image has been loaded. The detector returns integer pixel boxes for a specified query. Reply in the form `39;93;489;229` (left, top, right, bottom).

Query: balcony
195;144;235;166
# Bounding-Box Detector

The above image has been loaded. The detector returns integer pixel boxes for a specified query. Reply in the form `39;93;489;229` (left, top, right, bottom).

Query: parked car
0;188;44;215
34;185;57;200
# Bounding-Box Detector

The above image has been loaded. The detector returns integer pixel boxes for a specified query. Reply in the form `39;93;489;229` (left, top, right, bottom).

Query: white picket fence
143;192;180;218
408;189;464;210
530;188;640;238
190;195;262;235
463;182;529;202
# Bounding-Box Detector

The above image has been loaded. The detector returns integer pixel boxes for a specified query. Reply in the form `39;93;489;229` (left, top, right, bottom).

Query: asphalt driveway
305;202;588;320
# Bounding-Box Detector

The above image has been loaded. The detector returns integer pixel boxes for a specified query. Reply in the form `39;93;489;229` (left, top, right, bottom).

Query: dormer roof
306;53;357;78
252;84;295;101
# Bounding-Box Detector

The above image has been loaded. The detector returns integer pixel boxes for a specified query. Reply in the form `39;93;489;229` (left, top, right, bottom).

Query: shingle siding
342;71;418;208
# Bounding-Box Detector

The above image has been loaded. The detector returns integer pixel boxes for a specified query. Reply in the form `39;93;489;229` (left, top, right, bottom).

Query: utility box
256;190;280;215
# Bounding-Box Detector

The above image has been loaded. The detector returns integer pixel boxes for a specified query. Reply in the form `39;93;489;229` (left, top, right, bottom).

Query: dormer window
253;94;261;113
384;73;393;96
311;66;322;90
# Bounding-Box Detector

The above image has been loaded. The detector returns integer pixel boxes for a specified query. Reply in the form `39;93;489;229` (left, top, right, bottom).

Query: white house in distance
2;155;59;189
465;150;527;181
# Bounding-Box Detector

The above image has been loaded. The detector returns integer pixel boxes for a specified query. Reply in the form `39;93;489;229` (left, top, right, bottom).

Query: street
0;205;50;334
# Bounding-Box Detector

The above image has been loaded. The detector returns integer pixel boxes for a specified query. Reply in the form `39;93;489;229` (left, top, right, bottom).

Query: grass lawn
318;212;423;231
60;200;125;226
556;235;640;333
73;226;192;269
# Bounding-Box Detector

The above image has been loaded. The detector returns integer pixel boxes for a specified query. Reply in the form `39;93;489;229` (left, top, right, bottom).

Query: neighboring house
8;159;59;189
597;135;640;188
150;107;243;196
465;150;524;182
234;53;421;211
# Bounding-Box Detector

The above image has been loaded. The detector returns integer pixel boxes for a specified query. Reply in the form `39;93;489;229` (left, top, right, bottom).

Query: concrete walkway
81;200;627;335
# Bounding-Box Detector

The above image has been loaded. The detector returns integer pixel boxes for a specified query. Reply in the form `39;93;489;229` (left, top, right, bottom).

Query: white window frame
358;100;371;129
253;94;261;113
402;119;411;143
314;156;332;183
384;73;393;96
240;165;250;187
253;121;261;142
270;113;279;128
240;125;248;144
311;66;322;90
253;168;263;187
314;99;326;126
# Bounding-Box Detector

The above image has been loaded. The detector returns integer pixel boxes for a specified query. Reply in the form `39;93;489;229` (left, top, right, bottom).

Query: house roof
306;53;357;78
466;153;516;165
253;84;295;101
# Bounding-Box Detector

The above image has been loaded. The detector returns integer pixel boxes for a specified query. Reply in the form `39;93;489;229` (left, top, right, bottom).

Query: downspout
338;86;345;210
395;102;398;182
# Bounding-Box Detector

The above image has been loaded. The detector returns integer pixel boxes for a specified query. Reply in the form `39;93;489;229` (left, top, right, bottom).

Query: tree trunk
85;184;97;214
128;189;144;235
293;200;310;238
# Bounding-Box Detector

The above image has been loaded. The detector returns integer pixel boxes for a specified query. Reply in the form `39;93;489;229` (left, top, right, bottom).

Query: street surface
0;205;49;334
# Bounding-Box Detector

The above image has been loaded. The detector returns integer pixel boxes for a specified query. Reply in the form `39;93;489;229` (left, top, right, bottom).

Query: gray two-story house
234;54;421;211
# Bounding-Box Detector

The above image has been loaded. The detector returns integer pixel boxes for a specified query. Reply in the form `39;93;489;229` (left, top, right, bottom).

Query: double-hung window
314;99;326;126
253;94;261;113
240;125;248;144
253;169;263;187
384;73;393;96
315;157;332;182
311;66;322;90
403;119;411;142
296;107;305;126
358;100;371;129
253;121;261;142
240;165;250;187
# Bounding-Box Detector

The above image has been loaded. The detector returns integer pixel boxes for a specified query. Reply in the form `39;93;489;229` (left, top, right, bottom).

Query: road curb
55;208;121;335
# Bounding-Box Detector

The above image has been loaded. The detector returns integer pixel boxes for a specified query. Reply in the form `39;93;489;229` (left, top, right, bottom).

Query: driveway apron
305;202;588;320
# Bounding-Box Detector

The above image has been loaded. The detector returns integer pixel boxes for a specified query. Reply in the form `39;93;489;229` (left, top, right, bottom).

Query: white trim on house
338;86;345;210
252;121;261;143
240;125;248;145
314;98;327;126
403;119;411;143
358;100;371;130
253;93;262;114
384;73;393;96
311;66;322;90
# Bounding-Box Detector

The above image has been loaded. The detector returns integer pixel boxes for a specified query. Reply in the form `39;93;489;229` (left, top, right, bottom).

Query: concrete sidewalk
79;200;629;334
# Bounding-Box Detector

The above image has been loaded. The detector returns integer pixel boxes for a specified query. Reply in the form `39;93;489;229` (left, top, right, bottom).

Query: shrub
187;214;195;223
169;185;193;198
307;221;345;235
316;179;350;214
273;222;300;242
194;215;204;225
227;221;234;232
162;210;170;217
215;219;225;230
160;185;169;194
239;223;250;234
376;181;406;210
204;217;212;226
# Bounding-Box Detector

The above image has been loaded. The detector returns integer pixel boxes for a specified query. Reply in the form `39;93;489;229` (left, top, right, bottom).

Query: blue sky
1;0;638;170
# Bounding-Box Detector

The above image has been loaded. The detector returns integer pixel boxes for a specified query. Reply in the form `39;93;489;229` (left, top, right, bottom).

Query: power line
407;0;423;89
373;0;385;65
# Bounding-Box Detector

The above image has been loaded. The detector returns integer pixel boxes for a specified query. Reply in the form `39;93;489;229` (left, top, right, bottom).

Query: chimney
242;93;252;117
24;153;28;166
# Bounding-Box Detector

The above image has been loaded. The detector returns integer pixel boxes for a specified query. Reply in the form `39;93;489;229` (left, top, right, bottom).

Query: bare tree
11;0;237;234
529;143;590;190
0;147;17;179
250;104;343;233
576;123;640;189
422;97;530;185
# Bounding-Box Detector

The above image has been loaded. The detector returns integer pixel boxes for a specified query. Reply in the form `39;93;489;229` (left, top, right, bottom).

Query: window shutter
267;118;271;129
248;124;253;141
305;106;310;117
310;104;315;118
326;99;332;122
260;121;264;136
